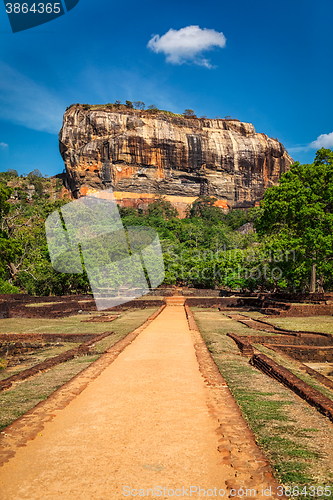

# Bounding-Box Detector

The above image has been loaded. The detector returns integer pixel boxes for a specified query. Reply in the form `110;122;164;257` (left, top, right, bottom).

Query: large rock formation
58;105;293;214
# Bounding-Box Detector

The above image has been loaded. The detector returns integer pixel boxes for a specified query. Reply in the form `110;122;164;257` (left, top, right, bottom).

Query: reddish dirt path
0;306;232;499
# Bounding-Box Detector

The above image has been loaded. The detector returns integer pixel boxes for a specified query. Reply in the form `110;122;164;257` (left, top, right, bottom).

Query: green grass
25;301;63;307
266;316;333;335
0;358;8;370
0;314;112;335
191;308;273;338
239;310;269;319
0;307;158;335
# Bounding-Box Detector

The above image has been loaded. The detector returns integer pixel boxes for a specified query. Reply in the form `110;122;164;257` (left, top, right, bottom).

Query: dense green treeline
0;148;332;295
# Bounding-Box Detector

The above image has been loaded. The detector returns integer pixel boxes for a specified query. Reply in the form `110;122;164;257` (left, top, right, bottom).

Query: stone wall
251;353;333;422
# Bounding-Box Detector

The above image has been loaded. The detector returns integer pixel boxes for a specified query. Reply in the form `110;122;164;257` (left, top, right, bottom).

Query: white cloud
0;62;66;134
147;25;226;68
309;132;333;149
0;142;8;149
288;132;333;154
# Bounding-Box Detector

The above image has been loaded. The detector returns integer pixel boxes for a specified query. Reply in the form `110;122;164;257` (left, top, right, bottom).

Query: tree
28;169;43;181
188;196;224;222
0;184;12;221
0;169;18;181
147;197;178;220
133;101;145;110
183;109;196;118
0;184;22;281
255;149;333;293
147;105;159;112
224;209;249;230
125;100;133;109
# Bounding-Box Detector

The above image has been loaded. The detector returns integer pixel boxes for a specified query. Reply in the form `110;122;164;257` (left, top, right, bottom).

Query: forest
0;148;332;296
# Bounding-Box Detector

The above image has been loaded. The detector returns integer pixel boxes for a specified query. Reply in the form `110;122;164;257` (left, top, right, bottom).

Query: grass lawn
0;306;159;335
0;314;117;335
231;310;333;336
25;301;64;307
266;316;333;335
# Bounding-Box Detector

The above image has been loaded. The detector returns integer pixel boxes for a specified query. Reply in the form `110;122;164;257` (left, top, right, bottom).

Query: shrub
133;101;145;110
0;279;20;294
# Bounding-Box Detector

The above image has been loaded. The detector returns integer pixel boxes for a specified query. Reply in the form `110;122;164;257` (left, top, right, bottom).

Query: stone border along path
0;302;286;500
184;305;286;499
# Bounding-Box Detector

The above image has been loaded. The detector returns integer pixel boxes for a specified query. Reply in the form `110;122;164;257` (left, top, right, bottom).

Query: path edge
185;304;287;499
0;304;166;467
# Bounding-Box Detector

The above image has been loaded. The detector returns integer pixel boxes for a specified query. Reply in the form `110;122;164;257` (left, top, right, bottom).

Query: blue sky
0;0;332;177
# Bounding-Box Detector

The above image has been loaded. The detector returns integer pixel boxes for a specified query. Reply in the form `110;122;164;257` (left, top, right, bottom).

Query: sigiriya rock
58;105;293;215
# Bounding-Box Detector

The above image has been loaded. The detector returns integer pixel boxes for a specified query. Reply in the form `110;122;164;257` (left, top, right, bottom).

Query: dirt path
0;306;233;499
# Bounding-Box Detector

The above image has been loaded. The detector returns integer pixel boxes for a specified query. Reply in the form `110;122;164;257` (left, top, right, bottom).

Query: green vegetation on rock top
64;101;238;120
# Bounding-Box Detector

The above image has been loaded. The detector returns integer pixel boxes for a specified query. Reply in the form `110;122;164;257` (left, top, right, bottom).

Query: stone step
164;297;186;306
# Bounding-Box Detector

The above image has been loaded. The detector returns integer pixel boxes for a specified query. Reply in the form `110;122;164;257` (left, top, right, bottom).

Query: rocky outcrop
58;105;293;212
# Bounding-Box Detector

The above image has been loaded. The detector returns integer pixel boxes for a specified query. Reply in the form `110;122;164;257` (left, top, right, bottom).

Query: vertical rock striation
58;105;293;213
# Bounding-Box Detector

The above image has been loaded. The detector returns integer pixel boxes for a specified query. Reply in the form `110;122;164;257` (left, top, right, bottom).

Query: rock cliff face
59;105;293;214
